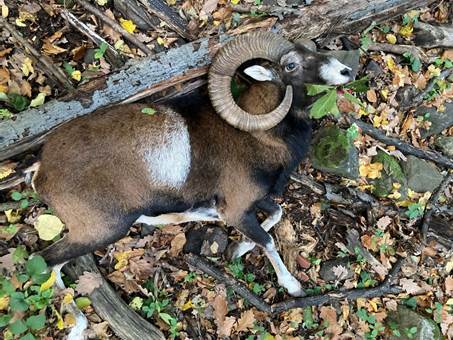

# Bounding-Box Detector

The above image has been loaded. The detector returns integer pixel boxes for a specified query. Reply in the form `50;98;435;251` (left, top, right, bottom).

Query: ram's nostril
340;68;351;77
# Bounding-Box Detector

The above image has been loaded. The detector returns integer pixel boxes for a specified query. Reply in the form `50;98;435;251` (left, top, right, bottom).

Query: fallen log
64;254;165;340
0;0;438;159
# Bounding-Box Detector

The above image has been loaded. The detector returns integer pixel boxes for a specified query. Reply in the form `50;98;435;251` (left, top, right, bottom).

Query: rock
435;136;453;158
416;102;453;138
371;151;407;198
184;225;228;256
402;156;444;193
319;257;354;282
310;126;359;179
387;306;441;340
365;60;384;77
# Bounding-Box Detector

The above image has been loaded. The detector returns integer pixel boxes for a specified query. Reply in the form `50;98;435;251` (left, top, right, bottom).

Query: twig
0;177;25;191
367;42;431;63
75;0;153;56
349;117;453;169
411;68;453;107
184;253;272;313
421;172;453;240
0;17;74;91
184;253;403;313
138;0;194;40
121;66;208;103
271;258;402;313
61;10;124;68
289;173;326;195
231;4;302;16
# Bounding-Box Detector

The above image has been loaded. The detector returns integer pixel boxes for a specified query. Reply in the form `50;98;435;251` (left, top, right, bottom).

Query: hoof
281;276;306;297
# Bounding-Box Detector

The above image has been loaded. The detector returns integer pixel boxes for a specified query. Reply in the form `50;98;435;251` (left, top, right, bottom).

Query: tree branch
349;117;453;169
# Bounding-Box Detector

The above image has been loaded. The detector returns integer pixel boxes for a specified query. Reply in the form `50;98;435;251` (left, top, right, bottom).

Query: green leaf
0;92;8;101
360;36;372;51
444;59;453;69
0;108;13;119
343;92;362;106
9;319;27;335
346;123;359;142
75;297;92;309
11;191;23;201
63;62;75;76
309;89;338;119
26;314;46;330
141;107;156;115
94;42;108;60
411;57;422;72
0;314;12;327
26;256;49;284
343;77;369;92
306;84;334;96
20;333;36;340
29;93;46;108
159;312;175;325
13;246;28;264
10;292;29;312
403;296;417;309
405;203;424;219
8;93;30;112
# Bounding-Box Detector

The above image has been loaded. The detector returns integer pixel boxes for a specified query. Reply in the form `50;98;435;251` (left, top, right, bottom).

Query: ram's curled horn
208;31;294;131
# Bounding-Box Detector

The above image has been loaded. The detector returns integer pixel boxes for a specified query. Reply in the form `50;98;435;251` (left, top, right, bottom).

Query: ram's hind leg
227;199;282;259
233;209;304;297
36;218;132;266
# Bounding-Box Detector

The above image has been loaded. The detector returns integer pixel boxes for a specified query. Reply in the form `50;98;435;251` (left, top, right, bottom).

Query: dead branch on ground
0;17;74;91
367;43;431;63
414;22;453;48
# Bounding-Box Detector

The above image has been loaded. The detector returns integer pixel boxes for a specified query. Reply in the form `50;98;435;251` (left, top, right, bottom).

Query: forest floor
0;0;452;339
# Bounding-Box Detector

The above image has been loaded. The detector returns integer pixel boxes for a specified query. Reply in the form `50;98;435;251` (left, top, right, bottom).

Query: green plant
424;79;451;101
404;326;417;338
434;57;453;69
403;52;422;72
183;272;197;283
357;271;377;288
0;256;53;339
405;202;424;219
228;259;265;295
10;190;40;209
357;308;385;339
306;77;369;119
140;281;179;338
0;93;30;112
388;321;401;336
94;42;108;60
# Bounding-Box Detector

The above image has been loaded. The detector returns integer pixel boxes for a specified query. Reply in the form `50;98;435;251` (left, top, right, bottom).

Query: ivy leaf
8;93;30;112
10;292;29;312
306;84;334;96
0;314;12;327
11;191;23;201
9;319;27;335
309;89;338;119
20;333;36;340
26;314;46;331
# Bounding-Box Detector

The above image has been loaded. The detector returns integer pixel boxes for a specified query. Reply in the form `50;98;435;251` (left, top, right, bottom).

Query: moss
312;127;350;168
372;151;407;198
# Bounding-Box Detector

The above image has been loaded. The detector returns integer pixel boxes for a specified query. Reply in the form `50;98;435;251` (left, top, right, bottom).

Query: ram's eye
285;62;296;71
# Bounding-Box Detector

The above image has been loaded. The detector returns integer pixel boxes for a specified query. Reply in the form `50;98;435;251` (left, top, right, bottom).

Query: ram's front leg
227;199;282;259
234;209;305;297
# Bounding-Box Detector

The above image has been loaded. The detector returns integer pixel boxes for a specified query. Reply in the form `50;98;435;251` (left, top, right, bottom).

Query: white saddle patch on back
143;115;191;188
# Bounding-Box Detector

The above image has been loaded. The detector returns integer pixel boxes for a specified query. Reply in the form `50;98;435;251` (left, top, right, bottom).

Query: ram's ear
244;65;275;81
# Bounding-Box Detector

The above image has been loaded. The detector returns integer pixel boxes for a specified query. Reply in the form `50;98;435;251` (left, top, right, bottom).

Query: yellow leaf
15;18;26;27
113;250;133;270
96;0;108;5
0;165;14;180
40;270;56;292
181;299;193;311
30;93;46;107
166;0;176;4
2;5;9;18
399;25;413;38
0;296;9;310
64;313;76;327
231;0;240;4
157;37;165;45
34;214;64;241
359;162;383;179
5;209;21;223
63;293;74;305
446;258;453;274
119;18;136;34
71;70;81;82
428;64;441;77
21;57;34;77
53;307;65;330
386;34;397;44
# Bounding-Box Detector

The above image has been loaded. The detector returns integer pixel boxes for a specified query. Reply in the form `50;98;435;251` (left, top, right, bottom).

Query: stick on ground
421;172;453;240
349;117;453;169
76;0;153;56
0;17;74;91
